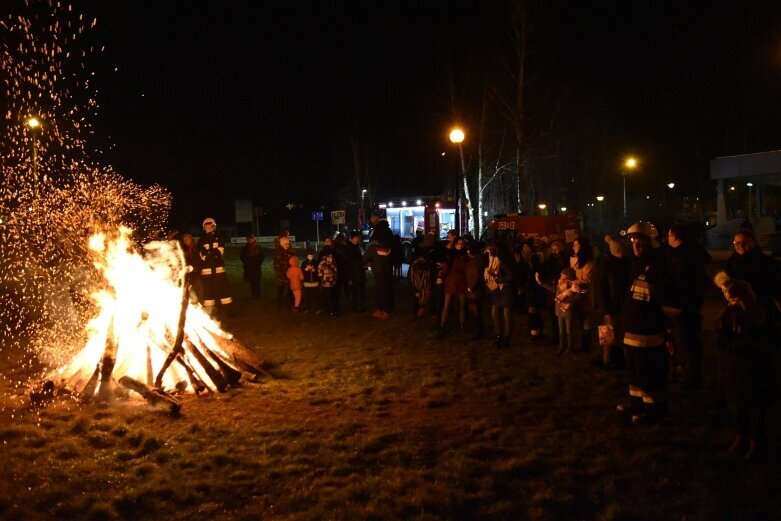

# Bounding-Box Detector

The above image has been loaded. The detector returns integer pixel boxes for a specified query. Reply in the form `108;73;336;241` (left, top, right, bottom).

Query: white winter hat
202;217;217;228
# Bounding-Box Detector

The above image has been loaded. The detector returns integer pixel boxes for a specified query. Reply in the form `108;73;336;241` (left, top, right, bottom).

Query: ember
1;4;266;411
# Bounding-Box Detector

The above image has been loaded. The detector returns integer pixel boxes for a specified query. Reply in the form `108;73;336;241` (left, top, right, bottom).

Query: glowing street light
449;127;466;234
622;156;638;217
26;116;42;193
595;196;605;224
667;182;675;189
560;206;567;212
449;128;465;144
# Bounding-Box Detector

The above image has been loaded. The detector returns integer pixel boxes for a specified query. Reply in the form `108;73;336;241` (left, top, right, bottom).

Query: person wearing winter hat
196;218;233;316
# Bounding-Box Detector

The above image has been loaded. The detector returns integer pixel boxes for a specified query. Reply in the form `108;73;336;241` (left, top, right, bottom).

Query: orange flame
50;227;236;396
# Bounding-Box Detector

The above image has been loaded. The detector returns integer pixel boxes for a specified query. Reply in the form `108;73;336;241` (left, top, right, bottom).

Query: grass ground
0;247;779;520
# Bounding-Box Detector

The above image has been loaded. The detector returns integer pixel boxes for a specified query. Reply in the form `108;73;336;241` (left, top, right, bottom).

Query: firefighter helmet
202;217;217;228
622;220;658;240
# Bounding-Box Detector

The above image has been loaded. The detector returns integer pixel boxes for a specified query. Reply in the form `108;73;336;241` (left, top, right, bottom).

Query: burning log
185;339;228;392
154;281;191;388
176;356;207;395
97;354;115;403
202;346;242;386
80;363;101;402
118;376;181;413
96;317;117;403
215;336;272;378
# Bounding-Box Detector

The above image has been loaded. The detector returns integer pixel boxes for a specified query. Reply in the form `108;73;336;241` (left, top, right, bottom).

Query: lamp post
622;157;637;218
537;203;547;216
27;117;41;193
449;127;465;235
747;181;754;218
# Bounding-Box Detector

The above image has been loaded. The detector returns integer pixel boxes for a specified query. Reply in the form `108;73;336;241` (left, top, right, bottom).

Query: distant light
746;182;754;187
560;207;567;212
26;117;40;129
379;204;387;209
416;199;422;205
449;128;465;144
596;196;604;202
435;202;441;208
667;183;675;189
388;202;394;207
483;211;488;216
646;195;650;199
538;203;547;210
730;186;735;191
705;221;710;226
441;152;446;156
625;157;637;169
362;189;367;195
401;201;407;207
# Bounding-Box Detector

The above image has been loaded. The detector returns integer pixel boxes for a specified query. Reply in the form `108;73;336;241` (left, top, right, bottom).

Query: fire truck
483;213;581;245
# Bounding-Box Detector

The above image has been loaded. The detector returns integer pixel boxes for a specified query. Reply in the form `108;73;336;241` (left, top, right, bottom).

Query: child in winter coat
714;271;775;461
286;255;304;312
318;252;339;316
301;248;320;312
536;267;581;354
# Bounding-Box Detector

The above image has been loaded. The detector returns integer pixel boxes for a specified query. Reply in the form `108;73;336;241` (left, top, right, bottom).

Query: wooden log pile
29;282;269;412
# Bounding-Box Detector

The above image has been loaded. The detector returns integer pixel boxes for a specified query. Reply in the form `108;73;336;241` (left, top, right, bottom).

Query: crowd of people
176;216;780;462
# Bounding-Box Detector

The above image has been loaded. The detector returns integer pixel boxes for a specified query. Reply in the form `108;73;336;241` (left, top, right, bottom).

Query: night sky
82;1;781;228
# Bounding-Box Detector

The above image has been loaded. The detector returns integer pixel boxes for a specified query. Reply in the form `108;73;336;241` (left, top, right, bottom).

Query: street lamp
667;182;675;190
27;117;41;193
747;182;754;217
622;157;637;218
538;203;547;215
449;127;466;235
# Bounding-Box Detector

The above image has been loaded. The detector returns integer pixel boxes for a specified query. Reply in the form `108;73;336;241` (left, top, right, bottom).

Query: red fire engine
483;213;581;244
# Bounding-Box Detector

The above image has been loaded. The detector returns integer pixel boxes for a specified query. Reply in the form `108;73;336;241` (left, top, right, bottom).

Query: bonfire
30;227;266;412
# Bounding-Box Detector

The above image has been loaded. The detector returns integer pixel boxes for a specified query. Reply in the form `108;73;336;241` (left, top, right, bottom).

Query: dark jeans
276;283;291;309
350;280;366;311
558;315;573;352
322;286;338;315
374;270;394;312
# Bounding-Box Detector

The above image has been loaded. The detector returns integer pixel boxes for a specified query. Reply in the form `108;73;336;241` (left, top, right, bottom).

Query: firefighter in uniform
617;221;670;425
197;217;233;315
